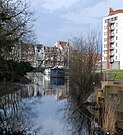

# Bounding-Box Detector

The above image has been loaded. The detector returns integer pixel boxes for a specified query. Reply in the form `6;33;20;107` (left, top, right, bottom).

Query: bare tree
69;31;101;103
0;0;36;59
63;31;101;134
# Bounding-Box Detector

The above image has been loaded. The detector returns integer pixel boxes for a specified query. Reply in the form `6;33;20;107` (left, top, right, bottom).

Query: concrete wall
110;61;120;69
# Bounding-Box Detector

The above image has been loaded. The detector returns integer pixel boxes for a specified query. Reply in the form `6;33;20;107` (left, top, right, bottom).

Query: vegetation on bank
0;58;34;82
0;0;36;83
96;69;123;80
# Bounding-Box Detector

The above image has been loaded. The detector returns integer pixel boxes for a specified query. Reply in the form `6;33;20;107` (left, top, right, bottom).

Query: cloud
60;0;123;28
41;0;79;13
31;0;79;13
30;0;123;44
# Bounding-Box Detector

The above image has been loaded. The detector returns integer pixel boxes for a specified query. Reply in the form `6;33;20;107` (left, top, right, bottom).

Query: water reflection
51;77;65;85
0;91;37;134
64;94;93;135
0;72;94;135
0;72;69;134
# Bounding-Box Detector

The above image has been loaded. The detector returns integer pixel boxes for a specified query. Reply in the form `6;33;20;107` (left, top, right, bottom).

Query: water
0;72;90;135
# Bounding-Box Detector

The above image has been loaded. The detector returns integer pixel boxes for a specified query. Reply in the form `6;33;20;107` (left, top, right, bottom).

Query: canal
0;72;91;135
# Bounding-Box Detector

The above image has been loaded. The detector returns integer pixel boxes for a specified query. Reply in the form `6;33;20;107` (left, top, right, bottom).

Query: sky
30;0;123;45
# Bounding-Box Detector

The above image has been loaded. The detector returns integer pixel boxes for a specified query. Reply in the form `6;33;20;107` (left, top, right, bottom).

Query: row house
54;41;69;67
43;41;69;68
21;44;45;68
34;44;45;67
9;41;70;68
43;46;59;67
21;44;35;67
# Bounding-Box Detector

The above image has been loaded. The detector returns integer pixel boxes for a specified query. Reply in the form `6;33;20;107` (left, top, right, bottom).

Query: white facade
102;8;123;69
34;44;45;67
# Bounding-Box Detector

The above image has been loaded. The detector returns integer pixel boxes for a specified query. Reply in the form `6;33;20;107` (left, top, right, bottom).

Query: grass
95;69;123;80
103;69;123;73
104;70;123;80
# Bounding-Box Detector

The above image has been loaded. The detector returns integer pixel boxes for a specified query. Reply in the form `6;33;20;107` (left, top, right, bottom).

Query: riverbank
0;76;31;97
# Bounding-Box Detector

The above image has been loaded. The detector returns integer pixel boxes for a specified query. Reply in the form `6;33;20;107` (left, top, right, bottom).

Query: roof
109;8;123;16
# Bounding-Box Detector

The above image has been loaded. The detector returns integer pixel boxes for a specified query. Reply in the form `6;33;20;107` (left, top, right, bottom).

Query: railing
110;26;115;30
110;32;114;36
110;52;114;56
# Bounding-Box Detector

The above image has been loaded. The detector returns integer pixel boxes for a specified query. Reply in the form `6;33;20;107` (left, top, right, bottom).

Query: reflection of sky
22;73;70;134
24;95;68;135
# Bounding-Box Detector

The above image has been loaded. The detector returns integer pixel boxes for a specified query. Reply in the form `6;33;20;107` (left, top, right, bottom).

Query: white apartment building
102;8;123;69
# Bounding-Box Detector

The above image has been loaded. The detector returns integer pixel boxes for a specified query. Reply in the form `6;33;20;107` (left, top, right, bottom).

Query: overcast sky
30;0;123;45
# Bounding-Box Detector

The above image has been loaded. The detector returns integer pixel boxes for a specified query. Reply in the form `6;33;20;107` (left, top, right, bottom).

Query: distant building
21;44;35;67
34;44;45;67
54;41;69;67
102;8;123;69
20;44;45;68
95;54;102;69
44;46;54;67
9;41;70;68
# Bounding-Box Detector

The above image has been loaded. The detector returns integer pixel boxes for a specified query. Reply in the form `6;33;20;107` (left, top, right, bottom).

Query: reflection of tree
0;91;40;134
64;94;93;135
64;32;101;134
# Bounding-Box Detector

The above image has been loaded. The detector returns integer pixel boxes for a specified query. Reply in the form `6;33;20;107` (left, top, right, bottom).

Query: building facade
102;8;123;69
21;44;35;67
54;41;69;67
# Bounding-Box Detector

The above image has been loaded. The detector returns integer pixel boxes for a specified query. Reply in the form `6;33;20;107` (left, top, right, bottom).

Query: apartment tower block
102;8;123;69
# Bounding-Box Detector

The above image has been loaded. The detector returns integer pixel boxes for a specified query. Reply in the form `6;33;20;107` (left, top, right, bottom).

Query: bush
0;58;34;82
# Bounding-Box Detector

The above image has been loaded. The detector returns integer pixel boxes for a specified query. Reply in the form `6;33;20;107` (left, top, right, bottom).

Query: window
114;16;118;20
116;36;118;40
104;38;107;42
116;23;118;27
116;49;117;53
116;29;118;33
116;43;117;47
116;56;117;60
104;57;107;60
104;25;107;29
111;37;114;41
104;50;107;54
104;44;107;48
104;32;107;36
105;19;107;23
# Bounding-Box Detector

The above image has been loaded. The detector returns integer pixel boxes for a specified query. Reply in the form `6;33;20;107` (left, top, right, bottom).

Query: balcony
110;58;114;63
110;52;114;56
110;25;115;30
110;46;114;50
110;32;114;37
110;20;115;24
110;39;115;43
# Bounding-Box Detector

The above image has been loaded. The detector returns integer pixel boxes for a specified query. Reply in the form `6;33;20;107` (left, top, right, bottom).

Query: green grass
103;70;123;80
103;69;123;73
95;69;123;80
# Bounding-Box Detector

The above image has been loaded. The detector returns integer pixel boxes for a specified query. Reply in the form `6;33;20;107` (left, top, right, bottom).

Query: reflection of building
102;8;123;69
55;89;67;100
96;81;123;129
